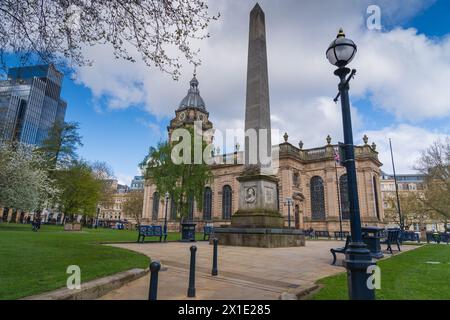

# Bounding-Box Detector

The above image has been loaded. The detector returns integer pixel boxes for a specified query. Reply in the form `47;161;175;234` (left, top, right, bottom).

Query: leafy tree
55;161;102;222
384;192;431;231
415;138;450;228
36;121;83;168
90;161;116;208
0;0;219;79
122;191;144;226
140;128;213;220
0;142;58;212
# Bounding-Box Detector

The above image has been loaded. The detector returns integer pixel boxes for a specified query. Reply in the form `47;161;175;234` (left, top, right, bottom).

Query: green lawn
312;244;450;300
0;223;202;300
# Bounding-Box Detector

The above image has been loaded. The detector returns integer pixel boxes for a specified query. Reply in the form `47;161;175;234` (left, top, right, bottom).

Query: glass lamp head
326;28;357;68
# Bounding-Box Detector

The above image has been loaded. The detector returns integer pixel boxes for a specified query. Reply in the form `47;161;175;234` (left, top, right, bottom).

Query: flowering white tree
0;142;59;212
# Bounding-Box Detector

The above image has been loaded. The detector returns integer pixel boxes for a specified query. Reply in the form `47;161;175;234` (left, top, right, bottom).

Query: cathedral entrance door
294;205;300;229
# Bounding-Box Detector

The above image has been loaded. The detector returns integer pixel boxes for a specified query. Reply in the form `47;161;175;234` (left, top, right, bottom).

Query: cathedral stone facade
142;76;384;232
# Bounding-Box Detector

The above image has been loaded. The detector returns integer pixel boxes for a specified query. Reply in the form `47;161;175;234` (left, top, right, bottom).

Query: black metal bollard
187;245;197;297
148;261;161;300
212;238;218;276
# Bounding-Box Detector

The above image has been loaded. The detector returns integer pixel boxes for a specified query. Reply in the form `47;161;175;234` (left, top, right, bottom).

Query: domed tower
168;74;214;143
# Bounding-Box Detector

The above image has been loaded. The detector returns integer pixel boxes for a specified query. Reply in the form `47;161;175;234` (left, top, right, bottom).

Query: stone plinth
233;174;283;228
214;174;305;248
212;228;305;248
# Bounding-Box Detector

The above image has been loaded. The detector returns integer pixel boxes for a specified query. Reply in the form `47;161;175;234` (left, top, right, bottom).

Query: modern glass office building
0;64;67;146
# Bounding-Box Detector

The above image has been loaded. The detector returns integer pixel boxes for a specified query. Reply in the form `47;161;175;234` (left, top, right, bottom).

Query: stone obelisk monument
213;3;305;248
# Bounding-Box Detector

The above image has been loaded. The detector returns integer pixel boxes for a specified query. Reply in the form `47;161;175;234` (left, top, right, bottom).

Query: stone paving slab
99;241;419;300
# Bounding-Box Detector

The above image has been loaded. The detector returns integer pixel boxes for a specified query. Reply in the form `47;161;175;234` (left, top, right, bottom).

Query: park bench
334;231;350;240
314;230;331;240
303;229;314;239
381;229;401;254
439;233;449;244
330;235;351;265
137;225;167;243
401;231;420;243
400;231;420;244
428;232;450;244
203;226;214;241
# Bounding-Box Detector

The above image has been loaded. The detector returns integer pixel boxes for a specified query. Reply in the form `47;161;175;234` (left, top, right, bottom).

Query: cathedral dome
178;76;206;110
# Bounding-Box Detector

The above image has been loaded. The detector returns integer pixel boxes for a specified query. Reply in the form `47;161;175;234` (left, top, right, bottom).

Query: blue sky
46;1;450;184
62;81;157;184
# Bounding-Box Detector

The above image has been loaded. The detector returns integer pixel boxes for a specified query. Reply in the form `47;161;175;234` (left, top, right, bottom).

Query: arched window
373;176;381;220
203;187;212;221
170;197;177;220
222;185;232;220
293;172;300;187
339;174;350;220
310;176;325;220
152;192;160;220
188;195;194;221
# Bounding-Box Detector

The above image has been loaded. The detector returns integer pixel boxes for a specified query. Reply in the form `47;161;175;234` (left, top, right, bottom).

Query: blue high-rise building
0;64;67;146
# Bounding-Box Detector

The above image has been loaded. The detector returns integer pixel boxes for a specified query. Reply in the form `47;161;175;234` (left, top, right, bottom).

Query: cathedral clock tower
168;74;213;143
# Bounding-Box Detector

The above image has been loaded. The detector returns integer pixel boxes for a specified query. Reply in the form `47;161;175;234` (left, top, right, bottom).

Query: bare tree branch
0;0;219;79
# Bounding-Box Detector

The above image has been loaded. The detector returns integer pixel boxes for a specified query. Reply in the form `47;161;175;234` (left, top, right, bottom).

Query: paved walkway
99;241;418;300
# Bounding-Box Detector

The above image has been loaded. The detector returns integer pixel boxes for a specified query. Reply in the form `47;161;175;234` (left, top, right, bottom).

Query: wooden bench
381;229;401;254
314;230;331;240
334;231;350;240
137;225;167;243
330;235;351;265
203;226;214;241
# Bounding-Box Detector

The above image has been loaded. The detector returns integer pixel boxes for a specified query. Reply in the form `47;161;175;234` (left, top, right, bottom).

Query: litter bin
362;226;384;259
180;222;197;242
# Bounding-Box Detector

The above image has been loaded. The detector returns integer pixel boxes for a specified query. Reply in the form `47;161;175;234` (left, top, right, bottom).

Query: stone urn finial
283;132;289;143
363;134;369;145
298;140;304;150
326;135;332;145
371;142;377;151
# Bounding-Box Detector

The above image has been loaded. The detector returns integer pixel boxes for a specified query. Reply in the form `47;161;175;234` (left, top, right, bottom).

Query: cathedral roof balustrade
278;142;381;165
208;142;381;168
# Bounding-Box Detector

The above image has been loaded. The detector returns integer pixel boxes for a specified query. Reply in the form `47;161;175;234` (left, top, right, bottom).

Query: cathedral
142;4;384;233
142;73;384;232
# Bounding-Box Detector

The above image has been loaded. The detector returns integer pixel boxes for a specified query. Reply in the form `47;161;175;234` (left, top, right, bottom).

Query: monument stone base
211;227;305;248
212;173;305;248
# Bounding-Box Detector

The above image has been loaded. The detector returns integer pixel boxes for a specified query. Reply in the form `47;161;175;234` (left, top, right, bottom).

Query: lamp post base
344;242;376;300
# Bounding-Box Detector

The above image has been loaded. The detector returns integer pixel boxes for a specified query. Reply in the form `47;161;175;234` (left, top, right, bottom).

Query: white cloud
353;28;450;120
363;124;448;174
116;173;133;186
73;0;450;172
136;118;163;139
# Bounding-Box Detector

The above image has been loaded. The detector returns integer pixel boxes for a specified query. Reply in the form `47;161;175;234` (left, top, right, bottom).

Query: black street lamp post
327;28;375;300
334;160;344;240
164;192;169;239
